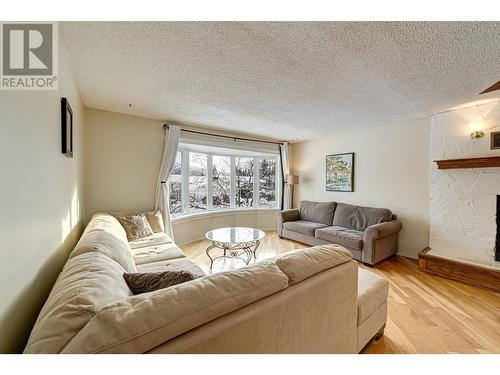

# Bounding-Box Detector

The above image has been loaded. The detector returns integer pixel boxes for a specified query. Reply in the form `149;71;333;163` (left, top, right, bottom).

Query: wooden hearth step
418;248;500;293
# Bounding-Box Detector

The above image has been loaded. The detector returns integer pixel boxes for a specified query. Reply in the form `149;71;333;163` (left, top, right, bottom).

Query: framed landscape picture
61;97;73;158
326;152;354;192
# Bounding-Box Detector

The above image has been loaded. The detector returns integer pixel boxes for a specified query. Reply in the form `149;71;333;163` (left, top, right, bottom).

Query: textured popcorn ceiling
60;22;500;141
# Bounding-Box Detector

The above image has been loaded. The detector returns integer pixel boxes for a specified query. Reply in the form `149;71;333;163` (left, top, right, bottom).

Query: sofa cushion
315;226;364;250
357;268;389;325
275;244;352;285
70;213;137;273
71;230;137;273
332;203;392;231
128;232;174;250
145;210;165;233
299;200;337;225
282;220;329;236
132;241;185;265
61;262;289;353
24;252;133;354
85;212;128;240
136;257;206;277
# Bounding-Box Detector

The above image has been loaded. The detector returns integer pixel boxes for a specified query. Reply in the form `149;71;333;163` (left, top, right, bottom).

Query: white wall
85;108;163;218
291;118;431;259
173;210;278;246
0;41;85;353
85;109;278;246
429;100;500;268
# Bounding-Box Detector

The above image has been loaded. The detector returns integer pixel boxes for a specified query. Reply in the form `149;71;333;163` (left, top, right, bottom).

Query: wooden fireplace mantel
434;156;500;170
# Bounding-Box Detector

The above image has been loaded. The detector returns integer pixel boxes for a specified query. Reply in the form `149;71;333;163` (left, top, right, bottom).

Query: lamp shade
287;175;299;185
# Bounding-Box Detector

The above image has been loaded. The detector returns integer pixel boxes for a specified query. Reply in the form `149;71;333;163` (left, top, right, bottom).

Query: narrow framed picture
491;131;500;150
326;152;354;192
61;97;73;158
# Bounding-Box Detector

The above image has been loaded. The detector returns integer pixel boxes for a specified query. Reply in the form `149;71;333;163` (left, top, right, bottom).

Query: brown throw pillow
117;213;154;241
123;270;198;295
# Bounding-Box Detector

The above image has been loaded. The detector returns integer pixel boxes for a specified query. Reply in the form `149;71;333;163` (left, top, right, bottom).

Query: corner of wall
0;34;87;353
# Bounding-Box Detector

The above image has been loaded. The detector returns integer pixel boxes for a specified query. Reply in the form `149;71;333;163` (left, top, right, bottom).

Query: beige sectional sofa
24;212;388;354
277;201;402;265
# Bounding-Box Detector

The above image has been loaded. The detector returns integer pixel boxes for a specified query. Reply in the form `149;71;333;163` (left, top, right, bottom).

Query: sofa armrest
362;220;402;265
276;209;300;237
364;220;402;242
279;209;300;223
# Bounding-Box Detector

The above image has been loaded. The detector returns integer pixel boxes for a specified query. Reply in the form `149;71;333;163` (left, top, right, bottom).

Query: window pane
188;153;207;211
169;151;182;214
259;158;276;207
212;155;230;208
235;157;254;207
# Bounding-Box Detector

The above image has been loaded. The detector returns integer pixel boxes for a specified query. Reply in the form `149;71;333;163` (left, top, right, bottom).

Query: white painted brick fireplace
429;99;500;269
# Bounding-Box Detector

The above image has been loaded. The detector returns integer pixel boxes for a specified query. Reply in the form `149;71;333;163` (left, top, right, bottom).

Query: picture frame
61;97;73;158
491;131;500;150
326;152;354;192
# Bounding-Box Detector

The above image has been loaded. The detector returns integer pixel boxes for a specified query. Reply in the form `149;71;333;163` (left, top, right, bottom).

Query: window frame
169;146;281;217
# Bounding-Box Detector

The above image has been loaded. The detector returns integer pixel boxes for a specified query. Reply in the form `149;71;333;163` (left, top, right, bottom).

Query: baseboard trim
176;227;277;247
418;248;500;292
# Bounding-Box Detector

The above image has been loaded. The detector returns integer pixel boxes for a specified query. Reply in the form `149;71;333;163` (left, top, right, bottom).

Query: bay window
168;145;281;217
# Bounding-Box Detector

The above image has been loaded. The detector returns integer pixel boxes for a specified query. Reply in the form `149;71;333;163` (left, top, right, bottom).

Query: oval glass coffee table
205;227;265;270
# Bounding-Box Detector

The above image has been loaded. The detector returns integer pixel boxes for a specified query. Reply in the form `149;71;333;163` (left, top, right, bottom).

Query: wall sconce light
469;120;485;139
470;130;485;139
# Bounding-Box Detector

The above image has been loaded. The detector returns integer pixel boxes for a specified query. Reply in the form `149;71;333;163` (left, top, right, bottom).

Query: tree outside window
212;155;231;208
259;158;276;207
189;153;207;211
236;157;254;207
168;151;182;214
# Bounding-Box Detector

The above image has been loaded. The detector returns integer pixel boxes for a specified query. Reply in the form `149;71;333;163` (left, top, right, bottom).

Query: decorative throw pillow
123;270;198;295
145;210;164;233
117;213;154;241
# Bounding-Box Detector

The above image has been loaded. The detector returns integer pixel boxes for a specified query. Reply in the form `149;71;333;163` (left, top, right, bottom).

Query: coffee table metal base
206;240;261;270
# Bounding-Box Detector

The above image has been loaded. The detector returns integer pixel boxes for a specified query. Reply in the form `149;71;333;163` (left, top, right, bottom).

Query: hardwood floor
182;231;500;354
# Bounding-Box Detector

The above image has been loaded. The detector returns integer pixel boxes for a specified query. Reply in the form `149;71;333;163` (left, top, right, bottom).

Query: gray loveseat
277;201;402;265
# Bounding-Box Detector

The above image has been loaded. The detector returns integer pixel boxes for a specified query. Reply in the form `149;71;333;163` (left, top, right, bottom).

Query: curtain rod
163;123;284;145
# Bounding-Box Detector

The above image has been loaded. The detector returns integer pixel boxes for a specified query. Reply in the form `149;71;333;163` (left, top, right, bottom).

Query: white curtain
155;125;181;239
280;142;293;210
